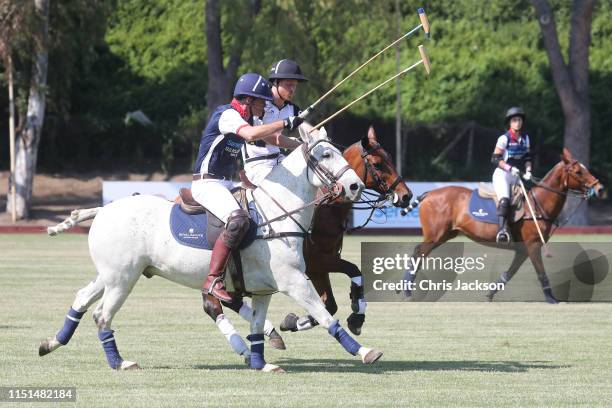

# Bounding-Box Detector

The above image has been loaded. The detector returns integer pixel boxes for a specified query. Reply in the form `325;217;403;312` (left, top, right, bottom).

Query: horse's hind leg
402;241;446;297
486;249;528;301
39;276;105;357
338;259;368;336
95;274;142;370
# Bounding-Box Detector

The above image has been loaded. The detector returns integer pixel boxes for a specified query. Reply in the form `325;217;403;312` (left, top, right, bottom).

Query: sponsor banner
361;242;612;302
352;181;489;229
102;181;190;205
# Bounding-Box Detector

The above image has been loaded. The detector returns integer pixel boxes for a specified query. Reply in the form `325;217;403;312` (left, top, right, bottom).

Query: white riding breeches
492;167;518;200
191;178;242;223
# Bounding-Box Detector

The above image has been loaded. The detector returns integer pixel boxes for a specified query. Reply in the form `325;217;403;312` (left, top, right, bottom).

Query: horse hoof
119;360;140;370
545;296;559;304
280;313;299;332
347;313;365;336
486;293;494;302
268;329;286;350
38;340;51;357
38;337;60;357
261;363;285;373
359;347;383;364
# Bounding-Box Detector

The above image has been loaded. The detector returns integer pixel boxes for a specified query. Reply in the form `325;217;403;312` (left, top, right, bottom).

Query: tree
2;0;49;219
205;0;261;117
531;0;595;224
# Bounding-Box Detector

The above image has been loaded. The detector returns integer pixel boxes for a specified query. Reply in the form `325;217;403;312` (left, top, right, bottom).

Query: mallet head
418;8;430;38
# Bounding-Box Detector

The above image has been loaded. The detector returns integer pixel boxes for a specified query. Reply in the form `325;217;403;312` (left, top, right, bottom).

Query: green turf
1;234;612;407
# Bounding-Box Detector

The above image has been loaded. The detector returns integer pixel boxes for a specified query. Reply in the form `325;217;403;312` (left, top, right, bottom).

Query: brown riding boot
202;237;233;303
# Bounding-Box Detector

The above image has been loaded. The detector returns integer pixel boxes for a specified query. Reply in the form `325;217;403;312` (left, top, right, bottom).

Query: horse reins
522;160;600;233
252;140;351;238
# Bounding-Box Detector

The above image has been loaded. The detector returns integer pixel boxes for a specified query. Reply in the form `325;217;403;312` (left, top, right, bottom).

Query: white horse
40;124;383;372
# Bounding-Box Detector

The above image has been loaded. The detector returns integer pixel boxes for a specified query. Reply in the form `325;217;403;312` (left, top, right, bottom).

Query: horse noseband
302;140;351;191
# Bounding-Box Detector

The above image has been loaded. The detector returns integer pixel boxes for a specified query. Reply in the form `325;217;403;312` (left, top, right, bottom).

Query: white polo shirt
241;100;299;185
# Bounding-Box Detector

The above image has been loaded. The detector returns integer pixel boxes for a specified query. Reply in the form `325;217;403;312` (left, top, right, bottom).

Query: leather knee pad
222;209;250;248
497;198;510;217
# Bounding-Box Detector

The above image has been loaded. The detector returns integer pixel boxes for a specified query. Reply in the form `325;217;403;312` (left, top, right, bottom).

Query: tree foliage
0;0;610;183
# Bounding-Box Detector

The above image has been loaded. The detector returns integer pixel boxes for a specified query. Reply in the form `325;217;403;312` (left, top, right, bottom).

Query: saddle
474;183;526;223
175;186;255;296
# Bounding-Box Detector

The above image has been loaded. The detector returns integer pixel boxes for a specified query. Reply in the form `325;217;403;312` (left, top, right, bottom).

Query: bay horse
404;148;604;303
40;125;384;372
281;126;412;335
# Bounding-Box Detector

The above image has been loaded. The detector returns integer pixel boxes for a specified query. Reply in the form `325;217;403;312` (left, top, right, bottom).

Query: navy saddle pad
169;202;261;250
467;190;498;224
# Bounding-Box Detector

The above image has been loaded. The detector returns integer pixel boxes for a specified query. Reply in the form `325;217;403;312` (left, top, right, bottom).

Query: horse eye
322;150;332;159
576;170;583;176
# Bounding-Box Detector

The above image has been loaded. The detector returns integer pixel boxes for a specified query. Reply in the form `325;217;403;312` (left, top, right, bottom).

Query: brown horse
280;126;412;334
404;148;604;303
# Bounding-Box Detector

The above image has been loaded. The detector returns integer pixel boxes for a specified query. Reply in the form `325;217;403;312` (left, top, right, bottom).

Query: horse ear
367;126;378;143
561;147;573;163
361;126;377;150
318;126;329;140
298;122;315;144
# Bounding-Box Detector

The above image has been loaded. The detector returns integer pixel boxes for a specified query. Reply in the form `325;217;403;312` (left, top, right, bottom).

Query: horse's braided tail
47;207;101;236
400;192;429;216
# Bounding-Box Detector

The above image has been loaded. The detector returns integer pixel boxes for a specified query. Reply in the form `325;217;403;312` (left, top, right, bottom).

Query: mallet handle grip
418;8;430;38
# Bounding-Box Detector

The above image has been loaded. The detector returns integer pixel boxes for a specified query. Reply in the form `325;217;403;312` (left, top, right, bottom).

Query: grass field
2;233;612;407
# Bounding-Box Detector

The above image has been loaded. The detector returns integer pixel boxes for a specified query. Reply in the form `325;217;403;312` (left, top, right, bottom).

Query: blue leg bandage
247;333;265;370
98;330;123;369
328;320;360;355
56;308;85;345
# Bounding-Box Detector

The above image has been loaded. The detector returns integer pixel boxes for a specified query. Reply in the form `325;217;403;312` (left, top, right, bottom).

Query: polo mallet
299;8;430;119
518;178;552;257
311;45;431;131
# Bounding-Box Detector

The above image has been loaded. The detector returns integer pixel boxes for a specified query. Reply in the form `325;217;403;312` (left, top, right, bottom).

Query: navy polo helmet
233;73;273;101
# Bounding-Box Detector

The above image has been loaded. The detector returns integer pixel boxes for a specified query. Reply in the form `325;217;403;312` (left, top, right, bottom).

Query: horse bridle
532;160;600;199
303;139;352;196
252;139;353;238
359;142;403;201
523;160;600;233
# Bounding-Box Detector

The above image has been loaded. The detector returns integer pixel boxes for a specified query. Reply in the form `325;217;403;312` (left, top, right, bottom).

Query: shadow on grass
186;359;568;374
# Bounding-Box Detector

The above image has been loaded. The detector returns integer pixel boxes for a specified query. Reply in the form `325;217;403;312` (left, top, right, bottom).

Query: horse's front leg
527;243;559;304
201;293;250;360
223;298;286;350
248;294;284;373
282;274;383;365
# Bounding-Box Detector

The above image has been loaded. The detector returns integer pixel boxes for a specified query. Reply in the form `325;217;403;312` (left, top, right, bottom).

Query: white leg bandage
216;314;249;356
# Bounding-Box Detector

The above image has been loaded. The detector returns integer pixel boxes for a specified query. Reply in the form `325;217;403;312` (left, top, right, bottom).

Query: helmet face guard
268;59;308;82
234;73;274;101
